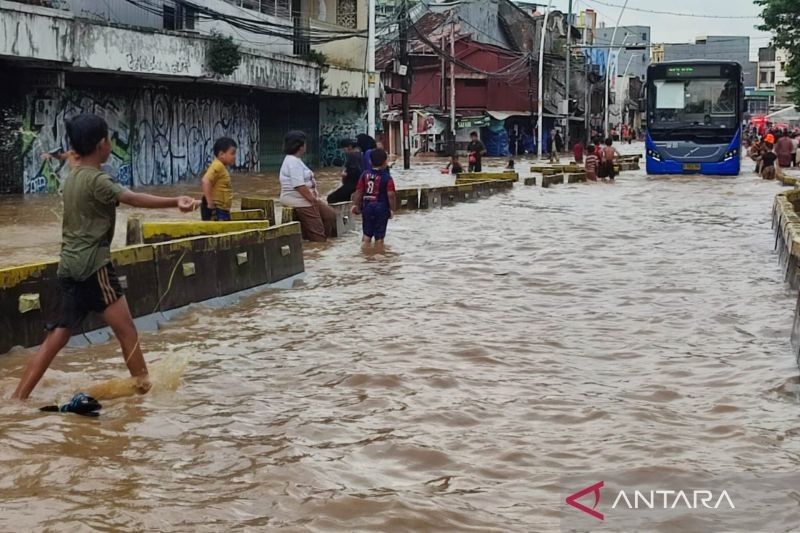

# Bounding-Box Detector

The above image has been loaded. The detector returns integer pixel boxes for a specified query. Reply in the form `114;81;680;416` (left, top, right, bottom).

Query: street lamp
536;0;554;159
603;33;634;136
603;0;630;138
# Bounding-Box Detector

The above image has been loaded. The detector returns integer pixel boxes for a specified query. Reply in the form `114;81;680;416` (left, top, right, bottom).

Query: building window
464;79;488;87
260;0;276;15
163;5;176;30
642;32;647;41
760;71;767;84
337;0;357;29
176;4;198;30
781;62;786;71
770;71;775;83
276;0;290;19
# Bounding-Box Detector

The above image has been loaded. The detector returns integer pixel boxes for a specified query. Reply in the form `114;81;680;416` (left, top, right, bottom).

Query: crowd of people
574;136;621;181
746;127;799;180
16;112;399;402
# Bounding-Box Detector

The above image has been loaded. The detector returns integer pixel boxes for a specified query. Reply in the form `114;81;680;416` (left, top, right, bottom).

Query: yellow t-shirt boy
202;138;238;217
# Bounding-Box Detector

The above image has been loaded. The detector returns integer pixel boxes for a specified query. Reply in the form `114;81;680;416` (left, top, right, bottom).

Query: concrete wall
310;0;367;69
0;222;304;354
0;1;74;62
0;2;319;93
319;98;367;166
59;0;295;56
21;87;260;193
322;67;368;99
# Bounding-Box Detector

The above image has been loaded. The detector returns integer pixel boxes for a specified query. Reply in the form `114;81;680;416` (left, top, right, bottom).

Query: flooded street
1;146;799;531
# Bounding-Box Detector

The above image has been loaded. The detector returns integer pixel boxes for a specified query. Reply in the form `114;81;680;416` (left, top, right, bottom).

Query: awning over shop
767;106;800;123
487;111;531;121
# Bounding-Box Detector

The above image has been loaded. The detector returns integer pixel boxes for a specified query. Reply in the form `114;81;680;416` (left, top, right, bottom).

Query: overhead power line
121;0;394;44
585;0;759;19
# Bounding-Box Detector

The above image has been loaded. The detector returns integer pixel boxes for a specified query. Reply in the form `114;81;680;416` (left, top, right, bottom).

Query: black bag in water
40;392;102;417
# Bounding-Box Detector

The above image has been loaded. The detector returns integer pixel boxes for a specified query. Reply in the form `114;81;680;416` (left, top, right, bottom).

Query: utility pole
536;0;553;159
565;0;572;146
603;0;629;138
367;0;376;138
441;34;446;109
583;19;590;144
450;18;456;140
528;54;535;147
399;0;410;169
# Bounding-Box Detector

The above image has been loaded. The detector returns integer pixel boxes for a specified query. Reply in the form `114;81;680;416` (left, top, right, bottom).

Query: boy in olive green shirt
201;137;237;221
12;113;197;400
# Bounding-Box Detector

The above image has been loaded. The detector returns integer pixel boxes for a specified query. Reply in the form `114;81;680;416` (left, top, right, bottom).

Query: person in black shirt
760;142;778;180
467;131;486;172
327;139;363;204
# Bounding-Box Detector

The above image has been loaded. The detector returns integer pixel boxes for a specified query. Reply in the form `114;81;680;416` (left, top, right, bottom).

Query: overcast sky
542;0;773;60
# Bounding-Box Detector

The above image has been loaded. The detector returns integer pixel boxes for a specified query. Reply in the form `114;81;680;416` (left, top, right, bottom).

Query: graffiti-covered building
0;0;369;194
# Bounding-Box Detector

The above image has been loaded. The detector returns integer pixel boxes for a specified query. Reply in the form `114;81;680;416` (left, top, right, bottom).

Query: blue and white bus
645;61;743;175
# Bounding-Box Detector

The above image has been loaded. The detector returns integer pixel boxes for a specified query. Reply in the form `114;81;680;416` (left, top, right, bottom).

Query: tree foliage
756;0;800;106
207;33;242;77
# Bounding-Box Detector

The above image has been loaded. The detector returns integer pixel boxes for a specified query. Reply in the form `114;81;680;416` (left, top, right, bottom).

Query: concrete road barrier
240;196;276;226
456;171;519;184
541;174;565;188
263;223;305;282
567;173;587;184
524;177;537;186
395;188;422;210
771;190;800;354
231;209;267;221
329;202;356;237
0;260;60;354
0;223;304;354
127;220;271;246
618;162;640;172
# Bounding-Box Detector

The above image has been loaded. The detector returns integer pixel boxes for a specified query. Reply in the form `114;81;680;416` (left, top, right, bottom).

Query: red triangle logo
566;481;605;521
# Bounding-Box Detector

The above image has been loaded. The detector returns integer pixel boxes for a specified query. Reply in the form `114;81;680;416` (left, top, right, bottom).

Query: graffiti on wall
131;90;258;187
22;91;131;194
319;99;366;167
21;89;258;193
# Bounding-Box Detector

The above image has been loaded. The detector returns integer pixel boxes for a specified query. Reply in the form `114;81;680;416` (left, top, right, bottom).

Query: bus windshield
650;78;738;130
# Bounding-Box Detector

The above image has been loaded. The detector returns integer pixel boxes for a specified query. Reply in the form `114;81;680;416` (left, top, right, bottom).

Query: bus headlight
723;148;739;161
647;149;662;161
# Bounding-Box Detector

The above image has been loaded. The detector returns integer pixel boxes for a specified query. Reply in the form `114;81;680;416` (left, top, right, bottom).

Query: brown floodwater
1;146;800;531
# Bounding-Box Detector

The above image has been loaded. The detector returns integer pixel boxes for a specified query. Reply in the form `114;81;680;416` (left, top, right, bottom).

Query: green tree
755;0;800;105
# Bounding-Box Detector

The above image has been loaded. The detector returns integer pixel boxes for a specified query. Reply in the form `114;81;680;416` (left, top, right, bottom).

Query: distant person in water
201;137;237;221
506;159;515;170
759;142;778;180
327;138;363;204
352;148;396;250
446;155;464;175
13;113;197;400
467;131;486;172
572;139;585;164
598;137;620;180
584;145;599;181
776;131;794;168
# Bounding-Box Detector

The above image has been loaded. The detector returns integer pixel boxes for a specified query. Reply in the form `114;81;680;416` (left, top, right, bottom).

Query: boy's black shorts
46;263;124;332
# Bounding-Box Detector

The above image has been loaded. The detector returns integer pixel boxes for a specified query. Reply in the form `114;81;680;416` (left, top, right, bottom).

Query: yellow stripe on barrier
111;244;155;266
0;260;58;290
141;221;271;243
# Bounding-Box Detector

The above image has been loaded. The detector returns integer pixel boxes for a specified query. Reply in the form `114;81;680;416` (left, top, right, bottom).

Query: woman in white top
279;130;336;241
